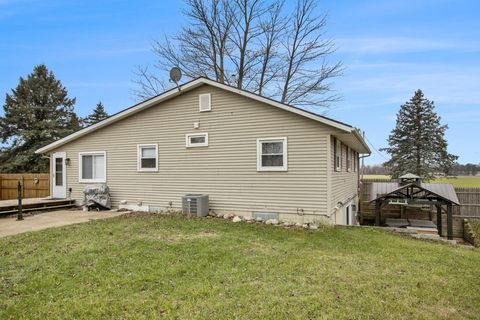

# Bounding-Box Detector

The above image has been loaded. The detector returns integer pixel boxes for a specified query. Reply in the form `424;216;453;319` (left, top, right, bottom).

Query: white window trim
199;93;211;112
78;151;107;183
347;146;351;172
352;150;358;172
335;138;341;172
137;144;158;172
186;133;209;148
257;137;288;172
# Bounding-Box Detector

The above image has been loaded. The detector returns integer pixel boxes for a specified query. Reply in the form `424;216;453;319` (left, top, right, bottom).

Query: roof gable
35;77;370;154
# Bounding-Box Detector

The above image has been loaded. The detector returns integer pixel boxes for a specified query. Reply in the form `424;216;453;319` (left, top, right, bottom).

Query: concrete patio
0;209;124;237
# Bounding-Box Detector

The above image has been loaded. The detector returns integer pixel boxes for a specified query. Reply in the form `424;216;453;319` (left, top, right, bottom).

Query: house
35;77;371;225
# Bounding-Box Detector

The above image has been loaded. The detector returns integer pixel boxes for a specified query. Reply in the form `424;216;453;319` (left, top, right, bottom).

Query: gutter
352;129;371;155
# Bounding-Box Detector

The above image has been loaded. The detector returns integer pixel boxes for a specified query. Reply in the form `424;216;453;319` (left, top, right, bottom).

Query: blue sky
1;0;479;164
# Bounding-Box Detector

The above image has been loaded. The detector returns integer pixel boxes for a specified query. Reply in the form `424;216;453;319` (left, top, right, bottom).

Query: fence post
0;174;2;201
21;175;25;198
17;180;23;221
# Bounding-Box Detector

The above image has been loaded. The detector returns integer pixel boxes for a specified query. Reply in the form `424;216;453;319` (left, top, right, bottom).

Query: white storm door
52;152;67;198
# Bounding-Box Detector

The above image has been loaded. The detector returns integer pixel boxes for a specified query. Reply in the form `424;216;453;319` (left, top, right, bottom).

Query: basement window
257;137;288;171
137;144;158;171
186;133;209;148
79;151;106;183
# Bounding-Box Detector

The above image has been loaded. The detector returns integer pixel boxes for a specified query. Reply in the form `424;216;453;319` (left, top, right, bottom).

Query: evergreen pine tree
381;89;458;179
67;113;83;132
82;102;108;127
0;64;78;172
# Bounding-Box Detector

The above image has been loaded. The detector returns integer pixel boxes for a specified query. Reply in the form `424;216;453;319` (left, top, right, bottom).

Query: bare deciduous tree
257;0;285;96
228;0;271;90
280;0;342;107
133;0;342;110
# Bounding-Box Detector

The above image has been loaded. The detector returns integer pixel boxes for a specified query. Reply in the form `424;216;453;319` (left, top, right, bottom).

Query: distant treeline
363;163;480;176
450;163;480;176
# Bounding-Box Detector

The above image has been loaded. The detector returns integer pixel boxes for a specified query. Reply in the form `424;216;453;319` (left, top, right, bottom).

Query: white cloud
442;109;480;122
337;36;480;54
339;66;480;106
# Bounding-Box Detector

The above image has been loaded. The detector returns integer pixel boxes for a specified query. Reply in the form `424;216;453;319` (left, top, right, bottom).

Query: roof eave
352;129;371;155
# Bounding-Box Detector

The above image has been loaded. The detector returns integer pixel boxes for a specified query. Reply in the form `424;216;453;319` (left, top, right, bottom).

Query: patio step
406;226;440;235
0;199;76;215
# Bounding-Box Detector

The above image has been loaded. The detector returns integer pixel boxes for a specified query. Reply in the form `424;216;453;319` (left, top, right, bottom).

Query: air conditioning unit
182;194;209;217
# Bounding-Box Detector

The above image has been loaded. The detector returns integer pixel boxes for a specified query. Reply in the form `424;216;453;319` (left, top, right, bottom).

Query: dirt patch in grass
150;230;219;243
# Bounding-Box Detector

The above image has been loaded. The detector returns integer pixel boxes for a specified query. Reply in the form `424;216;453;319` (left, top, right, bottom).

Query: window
55;158;63;186
137;144;158;171
199;93;211;112
186;133;209;147
79;152;106;183
334;138;341;171
257;137;287;171
347;147;351;172
353;150;357;172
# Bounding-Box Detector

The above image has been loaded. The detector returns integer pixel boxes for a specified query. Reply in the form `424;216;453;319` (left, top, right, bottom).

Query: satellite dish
170;67;182;83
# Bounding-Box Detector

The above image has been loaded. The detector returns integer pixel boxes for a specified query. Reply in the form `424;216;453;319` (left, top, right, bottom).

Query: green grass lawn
363;175;480;188
1;214;480;319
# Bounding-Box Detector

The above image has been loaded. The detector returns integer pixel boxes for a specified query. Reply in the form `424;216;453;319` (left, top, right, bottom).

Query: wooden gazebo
369;174;460;240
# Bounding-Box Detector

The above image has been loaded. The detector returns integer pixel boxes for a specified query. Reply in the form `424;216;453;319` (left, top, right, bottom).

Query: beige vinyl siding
329;136;359;223
51;84;332;220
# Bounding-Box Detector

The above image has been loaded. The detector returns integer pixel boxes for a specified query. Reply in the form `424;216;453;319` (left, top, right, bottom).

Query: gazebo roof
399;173;421;179
368;182;460;205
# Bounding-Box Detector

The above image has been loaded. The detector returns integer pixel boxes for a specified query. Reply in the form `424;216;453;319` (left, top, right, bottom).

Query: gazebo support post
436;205;442;237
447;203;453;240
375;200;381;226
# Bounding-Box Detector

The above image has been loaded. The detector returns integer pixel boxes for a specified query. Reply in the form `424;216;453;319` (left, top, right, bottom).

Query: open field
362;175;480;188
1;214;480;319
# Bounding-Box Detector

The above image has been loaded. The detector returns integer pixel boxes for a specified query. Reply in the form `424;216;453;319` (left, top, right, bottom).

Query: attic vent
199;93;211;112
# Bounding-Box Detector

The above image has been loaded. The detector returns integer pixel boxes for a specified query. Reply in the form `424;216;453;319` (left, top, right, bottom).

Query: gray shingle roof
399;173;421;179
369;182;460;205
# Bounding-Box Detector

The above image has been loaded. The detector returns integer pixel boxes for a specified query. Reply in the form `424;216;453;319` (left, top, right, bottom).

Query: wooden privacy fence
0;174;50;200
455;187;480;216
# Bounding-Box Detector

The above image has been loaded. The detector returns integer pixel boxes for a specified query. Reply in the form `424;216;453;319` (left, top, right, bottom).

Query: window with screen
79;152;106;182
334;138;341;171
347;146;351;172
257;137;287;171
138;144;158;171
